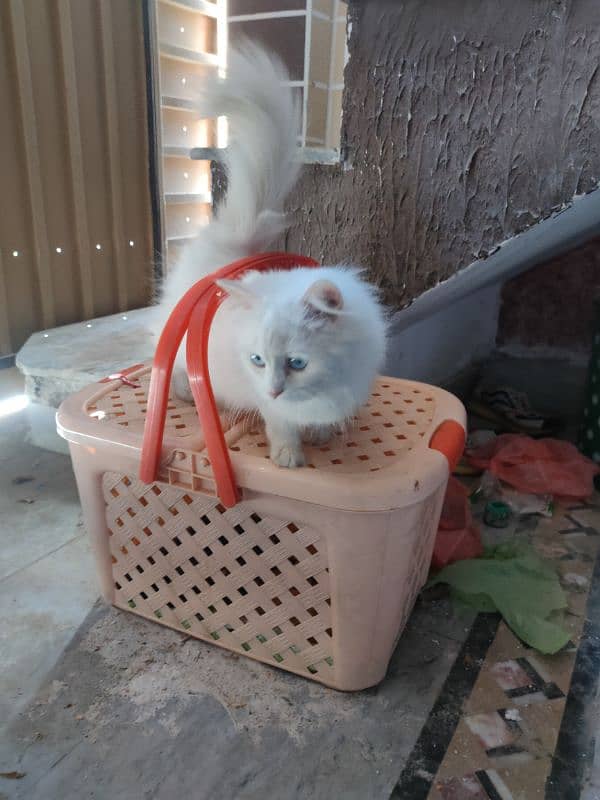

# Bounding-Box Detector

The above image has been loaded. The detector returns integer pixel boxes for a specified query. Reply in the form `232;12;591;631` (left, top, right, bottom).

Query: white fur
154;43;388;467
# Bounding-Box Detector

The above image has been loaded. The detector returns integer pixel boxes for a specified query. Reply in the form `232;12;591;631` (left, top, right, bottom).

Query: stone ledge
17;307;156;409
17;307;156;452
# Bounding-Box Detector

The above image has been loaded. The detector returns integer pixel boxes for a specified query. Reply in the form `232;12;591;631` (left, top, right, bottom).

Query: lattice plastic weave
105;471;335;680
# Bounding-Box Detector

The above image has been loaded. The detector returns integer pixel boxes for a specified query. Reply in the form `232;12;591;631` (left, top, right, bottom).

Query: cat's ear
216;279;257;308
303;279;344;321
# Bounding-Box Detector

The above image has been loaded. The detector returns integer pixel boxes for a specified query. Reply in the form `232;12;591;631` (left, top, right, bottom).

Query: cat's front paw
303;426;332;446
270;442;306;468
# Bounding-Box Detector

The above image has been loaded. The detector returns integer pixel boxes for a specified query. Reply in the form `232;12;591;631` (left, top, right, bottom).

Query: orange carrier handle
429;420;465;472
139;253;318;506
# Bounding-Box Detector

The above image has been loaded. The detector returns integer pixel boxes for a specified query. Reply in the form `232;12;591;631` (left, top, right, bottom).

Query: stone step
17;307;156;453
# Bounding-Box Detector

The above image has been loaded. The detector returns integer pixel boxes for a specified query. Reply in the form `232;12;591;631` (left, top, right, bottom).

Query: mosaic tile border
391;500;600;800
547;550;600;799
391;614;501;799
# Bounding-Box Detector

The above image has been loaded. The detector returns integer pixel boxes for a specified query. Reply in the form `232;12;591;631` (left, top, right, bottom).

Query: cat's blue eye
287;356;308;371
250;353;265;367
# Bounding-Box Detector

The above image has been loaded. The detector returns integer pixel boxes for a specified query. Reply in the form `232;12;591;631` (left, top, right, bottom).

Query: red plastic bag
467;434;599;500
431;477;483;570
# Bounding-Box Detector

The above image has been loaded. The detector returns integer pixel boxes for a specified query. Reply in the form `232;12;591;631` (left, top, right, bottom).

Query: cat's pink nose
269;388;283;399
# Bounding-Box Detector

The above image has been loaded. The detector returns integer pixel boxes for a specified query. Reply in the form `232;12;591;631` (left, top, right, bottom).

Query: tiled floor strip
392;499;600;800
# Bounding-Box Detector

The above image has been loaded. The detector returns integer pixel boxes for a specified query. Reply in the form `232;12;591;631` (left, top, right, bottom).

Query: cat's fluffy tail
199;42;301;253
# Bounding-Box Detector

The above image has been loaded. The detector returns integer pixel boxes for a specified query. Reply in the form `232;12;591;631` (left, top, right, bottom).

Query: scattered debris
12;475;34;485
483;500;512;528
18;498;35;504
562;573;589;589
0;772;26;780
78;609;362;746
474;470;553;518
469;385;562;436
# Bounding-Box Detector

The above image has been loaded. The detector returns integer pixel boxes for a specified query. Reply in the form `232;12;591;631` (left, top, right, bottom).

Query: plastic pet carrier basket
57;253;466;691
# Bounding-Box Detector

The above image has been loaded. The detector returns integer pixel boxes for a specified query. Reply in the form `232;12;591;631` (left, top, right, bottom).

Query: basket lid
57;364;466;512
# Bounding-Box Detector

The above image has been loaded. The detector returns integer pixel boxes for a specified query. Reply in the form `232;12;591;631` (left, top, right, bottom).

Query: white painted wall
385;284;501;385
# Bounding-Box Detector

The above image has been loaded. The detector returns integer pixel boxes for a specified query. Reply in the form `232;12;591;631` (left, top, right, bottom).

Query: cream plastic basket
57;253;466;691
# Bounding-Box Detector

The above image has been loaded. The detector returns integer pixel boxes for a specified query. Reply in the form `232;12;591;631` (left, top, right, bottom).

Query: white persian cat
154;43;387;468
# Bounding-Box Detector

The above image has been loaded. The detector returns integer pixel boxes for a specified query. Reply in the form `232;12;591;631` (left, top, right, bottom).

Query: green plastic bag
429;542;569;654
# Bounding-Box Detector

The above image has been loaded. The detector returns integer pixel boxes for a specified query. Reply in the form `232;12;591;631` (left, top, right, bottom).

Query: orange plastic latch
429;420;466;473
139;253;319;506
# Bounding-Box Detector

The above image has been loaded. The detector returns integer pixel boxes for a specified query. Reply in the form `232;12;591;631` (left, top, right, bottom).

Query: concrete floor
0;370;97;726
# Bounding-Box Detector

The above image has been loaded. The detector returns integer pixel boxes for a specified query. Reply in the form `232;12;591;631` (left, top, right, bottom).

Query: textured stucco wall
498;236;600;355
284;0;600;308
